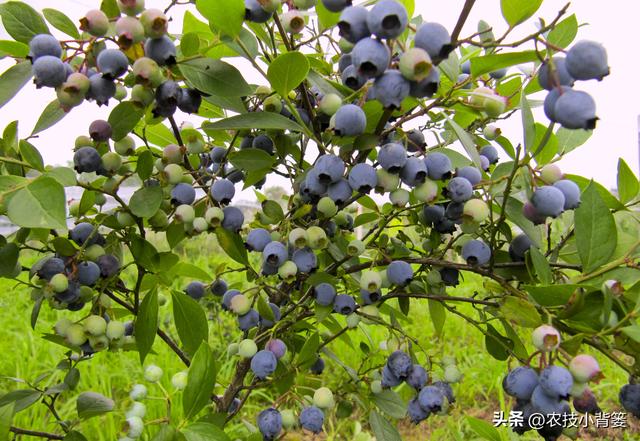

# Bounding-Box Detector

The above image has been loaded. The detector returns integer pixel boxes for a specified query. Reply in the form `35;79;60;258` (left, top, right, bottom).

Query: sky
0;0;638;191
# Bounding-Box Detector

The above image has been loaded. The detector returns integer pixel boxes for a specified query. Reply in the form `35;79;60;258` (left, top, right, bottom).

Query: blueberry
489;68;507;79
509;234;533;261
573;388;601;414
245;0;273;23
145;35;177;65
222;206;244;232
539;365;573;399
257;408;282;440
177;88;202;114
171;183;196;206
408;397;429;424
246;228;272;252
446;177;473;202
252;134;275;155
434;217;456;234
70;223;104;247
305;168;328;197
531;186;566;217
338;6;370;43
479;155;490;171
87;75;116;106
185;281;205;300
348;163;377;193
321;0;351;13
372;70;410;108
97;254;120;278
461;239;491;265
433;381;455;404
406;364;428;390
418;385;445;413
238;308;260;331
553;89;597;130
263;241;288;268
406;129;426;152
225;167;245;184
29;34;61;60
97;49;129;79
74;147;103;174
259;303;281;328
292;247;317;273
456;166;482;186
503;366;538;401
479;145;499;165
415;22;453;60
538;57;574;90
115;16;144;48
333;294;356;315
89;120;112;142
315;154;345;184
334;104;367;136
359;288;381;305
409;68;440;98
367;0;408;40
439;267;459;286
338;53;353;73
210;279;227;296
55;281;82;304
387;260;413;286
424;152;452;180
543;86;572;123
327;179;353;205
461;60;471;74
299;406;324;434
266;339;287;359
400;157;428;186
211;178;235;204
379;143;408;173
310;356;325;374
32;56;66;88
566;40;609;81
445;201;464;220
457;73;472;89
523;200;547;225
619;384;640;418
351;37;390;79
531;385;565;415
155;80;182;108
77;261;101;286
37;257;65;281
209;147;227;163
222;289;240;310
251;350;278;379
314;283;337;306
381;364;402;388
422;205;445;224
387;350;412;379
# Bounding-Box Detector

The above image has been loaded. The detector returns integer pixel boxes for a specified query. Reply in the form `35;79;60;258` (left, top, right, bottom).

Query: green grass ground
0;234;636;440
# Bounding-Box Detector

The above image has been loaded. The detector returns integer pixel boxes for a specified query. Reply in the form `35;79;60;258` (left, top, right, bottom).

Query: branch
382;292;499;307
451;0;477;43
10;426;64;439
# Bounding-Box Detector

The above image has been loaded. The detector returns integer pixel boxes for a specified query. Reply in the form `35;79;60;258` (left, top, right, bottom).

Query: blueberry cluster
502;325;603;439
524;164;582;225
540;41;609;130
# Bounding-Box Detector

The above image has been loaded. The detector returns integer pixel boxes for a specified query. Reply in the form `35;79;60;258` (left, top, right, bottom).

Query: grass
0;234;637;440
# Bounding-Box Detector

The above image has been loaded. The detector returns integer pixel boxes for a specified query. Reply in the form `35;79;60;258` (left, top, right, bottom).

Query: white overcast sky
0;0;638;190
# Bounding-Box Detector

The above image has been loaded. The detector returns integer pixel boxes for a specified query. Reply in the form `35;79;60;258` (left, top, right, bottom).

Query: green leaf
504;197;541;247
204;112;306;133
42;8;79;39
470;51;539;77
0;2;49;44
136;290;158;364
256;295;275;322
369;410;402;441
136;150;154;181
525;284;582;307
446;118;482;168
78;189;95;216
180;58;252;97
575;183;617;273
0;403;14;441
182;422;230;441
215;228;249;266
261;200;284;222
521;93;536;152
501;296;542;328
196;0;244;38
169;262;211;280
44;166;76;186
428;298;446;336
546;14;578;49
0;390;41;412
529;246;552;285
466;416;502;441
0;243;19;277
32;100;66;135
267;52;310;97
373;390;406;419
621;325;640;343
100;0;120;19
63;431;89;441
556;127;592;154
172;292;209;356
229;149;276;173
151;425;178;441
19;140;44;171
296;332;320;368
565;174;623;210
76;392;114;419
484;324;512;361
0;61;33;109
315;1;340;30
183;343;218;420
109;101;145;142
141;122;177;147
129;186;163;218
617;158;639;204
0;40;29;57
500;0;543;27
7;177;66;229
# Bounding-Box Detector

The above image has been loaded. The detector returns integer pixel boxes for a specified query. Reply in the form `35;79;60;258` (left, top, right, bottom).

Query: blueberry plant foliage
0;0;638;440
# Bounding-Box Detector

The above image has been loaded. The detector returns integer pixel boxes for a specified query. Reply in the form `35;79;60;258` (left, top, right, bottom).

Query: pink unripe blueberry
532;324;561;352
80;10;109;37
140;9;168;38
569;354;602;383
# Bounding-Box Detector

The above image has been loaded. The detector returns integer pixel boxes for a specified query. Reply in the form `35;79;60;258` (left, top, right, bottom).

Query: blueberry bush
0;0;638;440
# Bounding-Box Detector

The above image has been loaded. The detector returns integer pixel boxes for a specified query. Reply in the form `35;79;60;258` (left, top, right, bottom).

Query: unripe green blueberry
102;152;123;173
307;226;328;249
478;20;495;44
376;169;400;192
338;38;354;53
390;188;410;207
95;193;107;206
483;94;507;117
313;387;335;409
89;334;109;351
106;320;126;340
347;239;365;256
118;0;145;16
532;324;561;352
360;305;380;324
600;309;618;328
263;95;283;113
124;415;144;439
115;136;136;156
163;144;183;164
230;294;252;315
413;179;438;202
54;318;72;337
259;0;280;12
443;364;462;383
346;313;361;328
114;85;127;101
463;199;489;223
191;217;207;233
117;211;136;227
84;315;107;336
570;381;588;397
205;207;224;227
540;164;564;184
426;269;442;285
126;402;146;419
80;9;110;37
68;200;80;217
371;380;383;394
144;364;163;382
319;94;342;116
333;210;349;227
483;125;501;140
149;210;169;228
282;10;306;34
79;285;95;302
66;324;87;346
361;271;382;292
174;205;195;223
140;8;168;38
281;409;297;429
227;342;239;356
49;273;69;293
278;260;298;282
115;16;145;49
238;339;258;358
255;85;272;96
163;163;183;184
469;86;495;107
317;196;338;218
288;227;308;248
102;177;119;193
171;371;188;390
129;384;147;401
98;294;112;308
399;48;433;82
131;84;155;106
75;135;93;148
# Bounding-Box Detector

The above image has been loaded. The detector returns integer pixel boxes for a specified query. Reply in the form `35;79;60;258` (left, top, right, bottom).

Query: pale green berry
238;339;258;358
463;199;489;223
443;364;462;383
54;318;72;337
84;315;107;336
88;334;109;351
205;207;224;227
413;179;438;202
125;416;144;439
317;196;338;218
532;324;561;352
288;227;308;248
230;294;252;315
371;380;383;394
130;384;147;401
117;211;136;227
227;342;239;356
313;387;335;409
483;125;501;140
347;239;365;256
66;324;87;346
390;188;410;207
376;169;400;192
346;313;360;328
171;371;188;390
281;409;297;428
307;226;328;249
192;217;209;233
106;320;126;340
319;93;342;116
174;205;195;223
399;48;433;82
360;271;382;292
144;364;163;382
278;260;298;282
126;402;146;419
49;273;69;293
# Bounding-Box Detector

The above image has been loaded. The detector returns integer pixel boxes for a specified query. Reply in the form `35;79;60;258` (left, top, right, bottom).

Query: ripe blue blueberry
387;260;413;286
338;53;353;73
553;179;581;210
32;56;66;88
372;70;411;109
531;186;566;218
351;37;390;79
433;381;455;404
327;179;353;205
566;40;609;81
299;406;324;434
292;247;317;273
238;308;260;331
310;356;325;374
408;397;429;424
341;65;366;90
543;86;571;123
367;0;408;40
456;166;482;186
211;178;235;204
314;283;337;306
573;388;601;414
334;104;366;136
619;384;640;418
171;183;196;206
222;206;244;232
348;163;377;193
97;49;129;79
538;57;574;90
424;152;453;180
245;0;273;23
461;239;491;266
185;281;205;300
333;294;356;315
37;257;65;281
304;168;328;197
29;34;62;60
74;147;103;174
252;134;275;155
177;88;202;114
338;6;370;43
257;408;282;440
439;267;459;286
70;223;104;247
509;234;533;262
87;74;116;106
359;288;381;305
379;143;408;173
553;89;597;130
388;350;412;379
409;68;440;98
266;338;287;359
77;261;101;286
446;177;473;202
422;204;445;224
315;154;345;184
400;157;428;186
210;279;227;296
445;201;464;220
251;350;278;379
97;254;120;278
406;364;428;390
89;120;112;142
263;241;288;268
246;228;272;252
479;145;499;165
531;385;565;415
259;303;281;328
381;364;402;387
321;0;352;13
418;385;445;413
503;366;539;401
539;365;573;399
406;129;426;152
415;22;453;60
